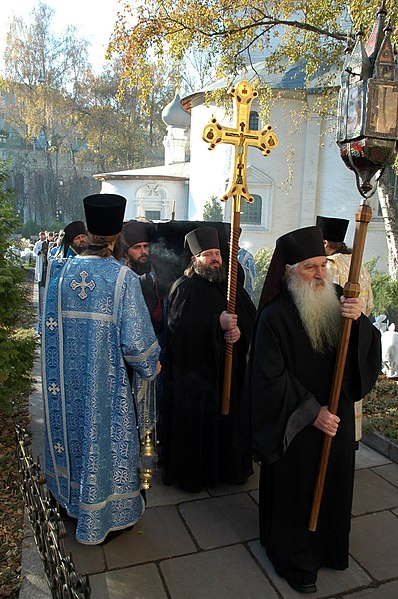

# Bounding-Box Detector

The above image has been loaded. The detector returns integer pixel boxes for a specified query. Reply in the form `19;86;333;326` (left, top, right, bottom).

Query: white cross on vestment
70;271;96;299
48;383;60;396
53;442;64;454
46;317;58;331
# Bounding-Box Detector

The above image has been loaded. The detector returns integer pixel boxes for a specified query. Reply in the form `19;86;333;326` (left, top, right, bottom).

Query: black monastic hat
61;220;86;256
122;220;150;247
259;226;326;309
63;221;86;244
83;194;126;236
185;226;220;256
316;215;349;243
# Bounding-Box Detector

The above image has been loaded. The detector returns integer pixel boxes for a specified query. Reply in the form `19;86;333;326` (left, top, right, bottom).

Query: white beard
286;270;341;353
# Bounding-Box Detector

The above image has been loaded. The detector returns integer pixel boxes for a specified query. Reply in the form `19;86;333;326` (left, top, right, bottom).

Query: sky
0;0;121;73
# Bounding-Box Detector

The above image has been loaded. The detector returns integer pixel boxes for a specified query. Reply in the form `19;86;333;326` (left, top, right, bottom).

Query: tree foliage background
203;196;224;221
109;0;397;100
0;1;175;229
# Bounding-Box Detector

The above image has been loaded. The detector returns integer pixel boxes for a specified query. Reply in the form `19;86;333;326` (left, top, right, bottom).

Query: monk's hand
340;296;362;320
155;361;162;376
224;326;241;344
313;406;340;437
219;310;238;331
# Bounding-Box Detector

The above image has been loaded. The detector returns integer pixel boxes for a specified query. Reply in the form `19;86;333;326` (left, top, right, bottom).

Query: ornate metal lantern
336;1;398;197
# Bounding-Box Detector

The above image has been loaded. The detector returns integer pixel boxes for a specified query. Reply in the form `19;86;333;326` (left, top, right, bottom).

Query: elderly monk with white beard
248;226;381;594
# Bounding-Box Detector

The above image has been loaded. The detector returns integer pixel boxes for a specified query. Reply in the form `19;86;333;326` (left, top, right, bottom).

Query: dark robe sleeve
250;308;322;464
343;313;381;400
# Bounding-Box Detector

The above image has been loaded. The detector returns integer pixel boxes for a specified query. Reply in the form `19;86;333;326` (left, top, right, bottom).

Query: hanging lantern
336;1;398;197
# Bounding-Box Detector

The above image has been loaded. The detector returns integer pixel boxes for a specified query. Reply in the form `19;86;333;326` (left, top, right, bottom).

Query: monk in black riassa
248;226;381;594
162;226;256;492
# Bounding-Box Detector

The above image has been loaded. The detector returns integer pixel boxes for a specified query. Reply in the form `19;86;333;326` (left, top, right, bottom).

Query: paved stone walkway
19;288;398;599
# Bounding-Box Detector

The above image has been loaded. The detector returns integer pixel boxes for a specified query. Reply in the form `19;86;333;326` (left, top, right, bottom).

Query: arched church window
240;194;262;224
136;184;167;220
249;111;259;131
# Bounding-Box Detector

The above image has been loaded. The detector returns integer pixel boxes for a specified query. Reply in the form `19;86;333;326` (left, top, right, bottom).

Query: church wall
190;97;310;255
99;178;189;222
189;103;232;220
189;93;388;271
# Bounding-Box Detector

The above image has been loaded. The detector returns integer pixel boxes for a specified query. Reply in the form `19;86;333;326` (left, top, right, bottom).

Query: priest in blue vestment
42;193;160;545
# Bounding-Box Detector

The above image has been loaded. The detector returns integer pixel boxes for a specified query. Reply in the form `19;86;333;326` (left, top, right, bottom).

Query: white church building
94;61;388;271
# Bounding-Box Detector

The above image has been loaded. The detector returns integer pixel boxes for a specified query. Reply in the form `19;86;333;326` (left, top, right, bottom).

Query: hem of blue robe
75;495;145;545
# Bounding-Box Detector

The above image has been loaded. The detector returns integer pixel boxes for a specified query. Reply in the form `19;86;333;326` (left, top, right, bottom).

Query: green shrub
0;163;37;414
0;327;37;414
371;272;398;325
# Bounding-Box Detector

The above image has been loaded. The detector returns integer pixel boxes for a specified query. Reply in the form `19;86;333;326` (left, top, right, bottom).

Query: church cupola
162;93;191;128
162;92;191;165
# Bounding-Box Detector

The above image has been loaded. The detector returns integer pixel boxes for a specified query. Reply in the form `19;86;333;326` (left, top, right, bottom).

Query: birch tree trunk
377;167;398;281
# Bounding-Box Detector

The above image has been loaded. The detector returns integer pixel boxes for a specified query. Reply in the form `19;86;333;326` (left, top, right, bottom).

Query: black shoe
286;580;317;594
100;525;134;545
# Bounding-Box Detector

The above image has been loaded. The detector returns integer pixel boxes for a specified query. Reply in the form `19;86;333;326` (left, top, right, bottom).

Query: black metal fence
15;422;91;599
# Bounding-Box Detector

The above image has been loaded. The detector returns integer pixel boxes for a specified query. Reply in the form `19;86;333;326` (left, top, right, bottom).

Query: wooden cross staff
202;80;278;415
309;201;372;531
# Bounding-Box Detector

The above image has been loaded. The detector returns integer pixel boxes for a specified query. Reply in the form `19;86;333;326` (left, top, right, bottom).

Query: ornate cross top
202;80;278;204
70;271;96;299
202;80;278;415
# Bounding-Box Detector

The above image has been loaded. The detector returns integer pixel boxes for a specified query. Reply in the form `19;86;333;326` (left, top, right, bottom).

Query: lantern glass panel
367;81;398;138
346;81;365;139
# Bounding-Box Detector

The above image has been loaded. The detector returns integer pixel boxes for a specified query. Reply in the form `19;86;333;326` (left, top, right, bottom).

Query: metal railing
15;422;91;599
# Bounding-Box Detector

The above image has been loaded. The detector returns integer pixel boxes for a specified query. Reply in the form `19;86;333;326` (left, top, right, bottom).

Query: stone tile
160;544;278;599
179;493;258;549
389;441;398;463
63;520;106;575
345;580;398;598
371;462;398;488
250;489;259;504
350;511;398;581
362;433;391;461
19;536;52;599
103;505;196;569
208;462;260;496
146;470;210;507
89;563;168;599
352;469;398;516
249;540;372;599
393;508;398;517
355;443;391;470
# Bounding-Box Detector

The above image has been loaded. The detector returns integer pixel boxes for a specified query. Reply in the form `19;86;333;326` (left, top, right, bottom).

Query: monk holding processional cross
202;80;278;414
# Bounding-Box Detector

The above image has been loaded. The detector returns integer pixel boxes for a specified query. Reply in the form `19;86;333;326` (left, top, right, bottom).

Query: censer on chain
140;431;157;490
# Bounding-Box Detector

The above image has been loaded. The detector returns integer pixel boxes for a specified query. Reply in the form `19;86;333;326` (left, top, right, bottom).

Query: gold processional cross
202;80;278;414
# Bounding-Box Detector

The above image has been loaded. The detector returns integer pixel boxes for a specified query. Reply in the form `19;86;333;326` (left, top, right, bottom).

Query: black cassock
249;289;381;585
161;272;256;492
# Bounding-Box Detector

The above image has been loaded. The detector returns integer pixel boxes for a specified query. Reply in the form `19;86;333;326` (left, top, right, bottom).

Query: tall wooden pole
308;202;372;532
221;196;241;415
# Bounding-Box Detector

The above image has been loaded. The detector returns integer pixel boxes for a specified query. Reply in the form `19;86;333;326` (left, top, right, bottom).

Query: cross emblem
53;442;64;454
202;80;278;205
48;382;60;396
45;317;58;331
70;271;96;299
